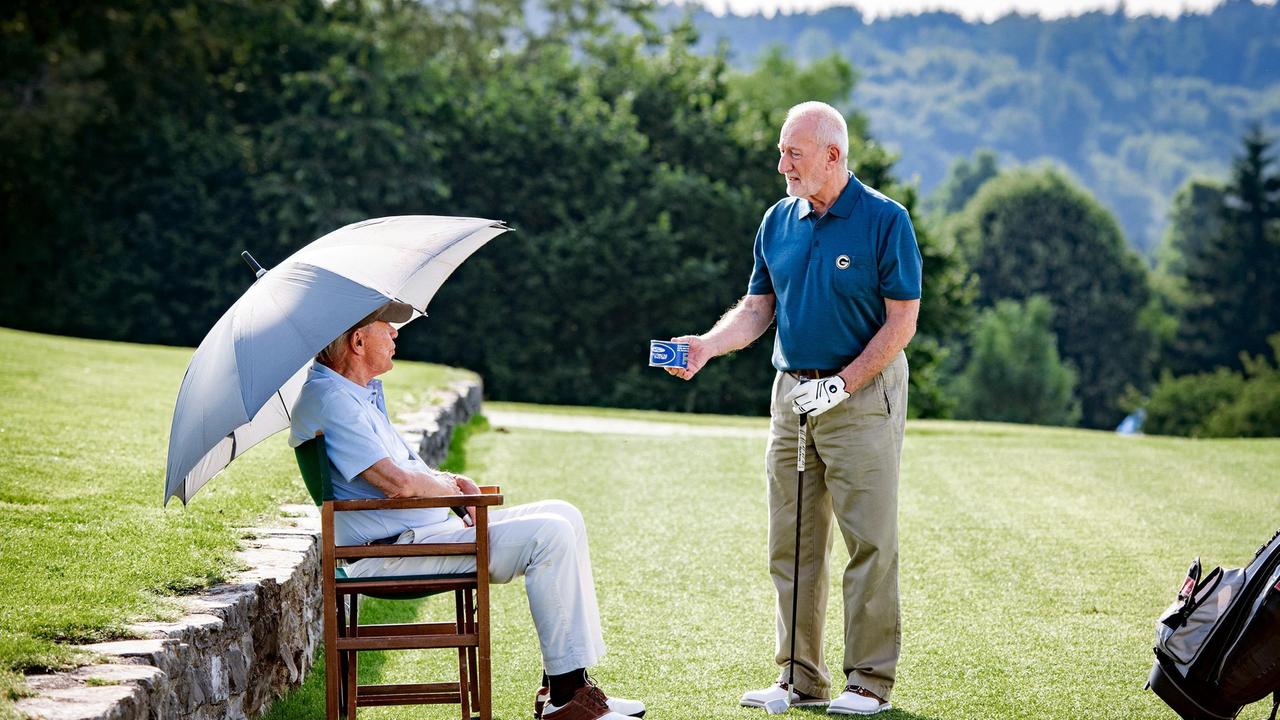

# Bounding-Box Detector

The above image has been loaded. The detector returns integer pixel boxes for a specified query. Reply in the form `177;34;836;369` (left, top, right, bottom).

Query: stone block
77;639;175;665
16;683;145;720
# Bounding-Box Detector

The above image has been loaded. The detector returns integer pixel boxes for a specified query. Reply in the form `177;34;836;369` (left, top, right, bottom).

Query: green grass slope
0;328;472;693
267;405;1278;720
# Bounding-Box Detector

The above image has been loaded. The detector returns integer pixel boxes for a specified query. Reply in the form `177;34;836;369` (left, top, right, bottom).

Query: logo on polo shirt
835;254;851;270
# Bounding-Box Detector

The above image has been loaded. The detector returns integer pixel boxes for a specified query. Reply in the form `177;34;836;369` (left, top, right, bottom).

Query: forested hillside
671;0;1280;253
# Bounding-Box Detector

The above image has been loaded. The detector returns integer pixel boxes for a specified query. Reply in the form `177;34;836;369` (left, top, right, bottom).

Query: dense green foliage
1143;336;1280;438
926;148;1000;217
1141;369;1247;437
4;0;1272;434
679;1;1280;254
1134;128;1280;436
1168;125;1280;375
950;296;1079;426
0;0;966;417
950;167;1155;428
1150;177;1226;352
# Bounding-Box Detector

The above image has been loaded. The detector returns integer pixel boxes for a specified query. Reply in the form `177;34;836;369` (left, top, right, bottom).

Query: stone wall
17;378;482;720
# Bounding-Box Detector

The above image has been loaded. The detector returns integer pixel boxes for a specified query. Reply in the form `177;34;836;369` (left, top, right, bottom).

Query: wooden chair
294;433;504;719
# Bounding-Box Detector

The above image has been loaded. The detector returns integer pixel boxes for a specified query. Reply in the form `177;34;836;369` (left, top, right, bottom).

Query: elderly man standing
668;101;921;715
289;301;645;720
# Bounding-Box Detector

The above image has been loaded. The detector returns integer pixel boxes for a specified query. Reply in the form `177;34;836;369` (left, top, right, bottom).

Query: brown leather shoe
542;684;613;720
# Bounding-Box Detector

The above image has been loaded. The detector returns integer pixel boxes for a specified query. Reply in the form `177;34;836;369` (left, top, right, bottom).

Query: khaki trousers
766;352;908;701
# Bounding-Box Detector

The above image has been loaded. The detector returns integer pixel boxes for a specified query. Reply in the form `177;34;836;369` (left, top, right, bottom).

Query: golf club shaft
787;411;809;695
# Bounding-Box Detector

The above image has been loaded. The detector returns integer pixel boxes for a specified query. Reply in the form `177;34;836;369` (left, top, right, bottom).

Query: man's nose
778;156;789;174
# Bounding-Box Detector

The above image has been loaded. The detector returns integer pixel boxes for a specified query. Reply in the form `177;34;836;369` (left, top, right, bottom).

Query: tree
416;30;973;416
1;0;974;418
1140;368;1245;437
1155;177;1226;286
950;296;1080;426
1171;124;1280;374
1142;334;1280;438
951;167;1156;428
928;149;1000;217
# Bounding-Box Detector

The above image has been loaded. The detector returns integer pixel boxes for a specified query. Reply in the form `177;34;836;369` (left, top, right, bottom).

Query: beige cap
354;300;415;329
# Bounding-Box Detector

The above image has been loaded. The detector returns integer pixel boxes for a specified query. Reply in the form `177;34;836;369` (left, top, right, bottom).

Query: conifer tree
1173;124;1280;373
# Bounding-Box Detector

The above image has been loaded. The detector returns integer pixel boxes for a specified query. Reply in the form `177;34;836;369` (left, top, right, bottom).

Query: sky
664;0;1275;21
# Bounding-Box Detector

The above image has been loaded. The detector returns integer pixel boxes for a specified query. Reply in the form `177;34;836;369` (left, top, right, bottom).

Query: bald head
782;101;849;169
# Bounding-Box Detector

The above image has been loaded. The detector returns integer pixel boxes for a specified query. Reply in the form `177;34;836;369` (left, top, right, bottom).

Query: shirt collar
311;362;384;408
827;172;863;218
798;171;863;219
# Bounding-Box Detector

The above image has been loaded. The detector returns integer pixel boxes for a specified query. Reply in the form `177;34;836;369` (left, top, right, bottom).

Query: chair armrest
331;486;504;512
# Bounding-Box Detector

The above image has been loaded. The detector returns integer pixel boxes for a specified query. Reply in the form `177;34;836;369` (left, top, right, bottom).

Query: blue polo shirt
748;173;922;372
289;363;450;546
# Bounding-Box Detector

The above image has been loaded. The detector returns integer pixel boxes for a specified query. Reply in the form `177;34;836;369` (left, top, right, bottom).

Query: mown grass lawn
0;328;473;712
266;405;1279;720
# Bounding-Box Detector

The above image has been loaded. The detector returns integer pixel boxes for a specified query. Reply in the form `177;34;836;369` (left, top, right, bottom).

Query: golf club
766;411;810;715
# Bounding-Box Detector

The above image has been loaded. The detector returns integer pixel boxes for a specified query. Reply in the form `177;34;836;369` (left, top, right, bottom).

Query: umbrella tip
241;251;267;279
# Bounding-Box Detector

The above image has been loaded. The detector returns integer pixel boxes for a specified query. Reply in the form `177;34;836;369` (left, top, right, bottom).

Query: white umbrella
164;215;509;505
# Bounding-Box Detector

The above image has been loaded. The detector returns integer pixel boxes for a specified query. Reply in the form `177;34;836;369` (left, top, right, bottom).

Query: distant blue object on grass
1116;408;1147;435
164;216;509;506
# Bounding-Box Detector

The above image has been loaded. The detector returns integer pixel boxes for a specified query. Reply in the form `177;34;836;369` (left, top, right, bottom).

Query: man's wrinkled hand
446;472;480;527
665;335;711;381
784;376;850;416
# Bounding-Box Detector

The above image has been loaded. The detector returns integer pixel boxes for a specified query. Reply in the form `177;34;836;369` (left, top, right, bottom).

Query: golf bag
1147;528;1280;720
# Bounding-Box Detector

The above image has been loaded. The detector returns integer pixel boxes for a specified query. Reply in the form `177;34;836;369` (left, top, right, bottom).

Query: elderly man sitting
289;301;644;720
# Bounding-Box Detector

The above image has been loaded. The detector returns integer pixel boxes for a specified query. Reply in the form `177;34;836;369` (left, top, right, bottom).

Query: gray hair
317;327;357;367
784;101;849;167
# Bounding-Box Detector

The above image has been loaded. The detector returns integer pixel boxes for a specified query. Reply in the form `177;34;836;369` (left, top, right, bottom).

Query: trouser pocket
875;371;891;417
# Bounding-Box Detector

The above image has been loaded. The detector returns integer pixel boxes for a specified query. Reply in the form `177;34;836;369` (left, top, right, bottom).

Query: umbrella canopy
164;215;508;505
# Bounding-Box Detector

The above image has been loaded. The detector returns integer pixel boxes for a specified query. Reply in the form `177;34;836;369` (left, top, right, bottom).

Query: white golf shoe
740;682;830;709
827;685;891;715
604;695;645;717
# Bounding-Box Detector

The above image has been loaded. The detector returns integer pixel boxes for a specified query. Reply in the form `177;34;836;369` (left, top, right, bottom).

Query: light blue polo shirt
289;363;450;546
748;172;922;372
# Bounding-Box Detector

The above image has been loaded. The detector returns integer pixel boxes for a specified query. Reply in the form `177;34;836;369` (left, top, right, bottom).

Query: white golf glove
785;375;850;416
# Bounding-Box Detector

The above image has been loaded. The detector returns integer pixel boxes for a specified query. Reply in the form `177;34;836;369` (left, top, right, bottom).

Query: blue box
649;340;689;369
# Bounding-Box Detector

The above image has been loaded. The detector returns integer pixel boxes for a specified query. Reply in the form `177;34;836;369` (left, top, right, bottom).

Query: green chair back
294;435;334;505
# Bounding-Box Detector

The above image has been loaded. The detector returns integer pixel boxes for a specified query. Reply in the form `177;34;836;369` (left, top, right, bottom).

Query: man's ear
828;144;841;167
349;329;365;355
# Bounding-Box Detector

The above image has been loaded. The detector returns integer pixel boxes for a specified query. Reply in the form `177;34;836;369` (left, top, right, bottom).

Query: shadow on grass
351;593;435;685
789;705;944;720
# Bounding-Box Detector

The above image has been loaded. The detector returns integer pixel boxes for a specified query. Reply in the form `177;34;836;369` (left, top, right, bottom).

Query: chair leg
466;586;490;720
325;601;340;719
465;589;480;711
455;590;471;719
337;594;349;718
347;595;359;718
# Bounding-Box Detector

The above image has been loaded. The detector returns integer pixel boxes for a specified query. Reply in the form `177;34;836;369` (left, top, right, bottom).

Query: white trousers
343;499;607;675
